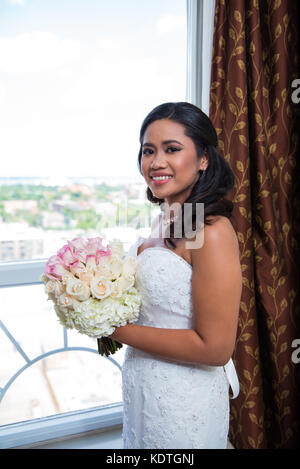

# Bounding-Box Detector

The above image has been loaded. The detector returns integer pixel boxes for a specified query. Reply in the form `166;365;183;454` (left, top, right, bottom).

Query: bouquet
41;236;141;356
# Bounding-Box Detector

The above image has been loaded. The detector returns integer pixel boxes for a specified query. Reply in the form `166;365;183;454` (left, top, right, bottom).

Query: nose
150;150;167;169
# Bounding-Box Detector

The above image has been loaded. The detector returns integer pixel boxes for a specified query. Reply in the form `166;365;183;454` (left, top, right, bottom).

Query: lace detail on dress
135;249;193;328
122;236;238;449
122;347;230;449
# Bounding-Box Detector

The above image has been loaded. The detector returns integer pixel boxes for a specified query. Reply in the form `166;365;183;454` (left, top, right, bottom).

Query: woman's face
141;118;208;208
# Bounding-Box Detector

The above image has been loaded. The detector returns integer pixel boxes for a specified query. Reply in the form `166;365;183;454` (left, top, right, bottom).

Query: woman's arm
109;323;218;365
109;217;242;366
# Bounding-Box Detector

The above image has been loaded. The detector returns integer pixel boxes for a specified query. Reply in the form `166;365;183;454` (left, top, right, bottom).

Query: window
0;0;187;446
0;0;187;262
0;284;124;426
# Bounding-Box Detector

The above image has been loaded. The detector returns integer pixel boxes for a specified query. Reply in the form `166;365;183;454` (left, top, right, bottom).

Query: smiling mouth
151;176;173;186
151;175;173;181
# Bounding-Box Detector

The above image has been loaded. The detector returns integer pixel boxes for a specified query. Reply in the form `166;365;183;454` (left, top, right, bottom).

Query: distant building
0;222;87;261
52;200;87;213
59;184;94;196
0;223;44;261
42;211;65;229
3;200;38;215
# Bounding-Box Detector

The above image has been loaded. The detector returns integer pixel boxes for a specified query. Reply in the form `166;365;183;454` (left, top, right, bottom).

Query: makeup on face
140;119;202;207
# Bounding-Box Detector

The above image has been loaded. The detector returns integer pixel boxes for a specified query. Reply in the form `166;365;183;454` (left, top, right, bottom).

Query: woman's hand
107;324;127;342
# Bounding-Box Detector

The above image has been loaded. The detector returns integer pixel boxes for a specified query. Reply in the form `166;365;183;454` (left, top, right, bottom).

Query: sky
0;0;187;180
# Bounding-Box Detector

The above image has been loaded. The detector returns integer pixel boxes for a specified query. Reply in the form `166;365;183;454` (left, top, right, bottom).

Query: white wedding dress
121;236;239;449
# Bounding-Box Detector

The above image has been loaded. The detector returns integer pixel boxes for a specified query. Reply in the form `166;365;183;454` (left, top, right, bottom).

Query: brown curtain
209;0;300;449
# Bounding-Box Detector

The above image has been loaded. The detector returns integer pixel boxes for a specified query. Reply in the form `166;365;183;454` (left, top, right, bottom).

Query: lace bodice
121;236;239;449
128;238;195;331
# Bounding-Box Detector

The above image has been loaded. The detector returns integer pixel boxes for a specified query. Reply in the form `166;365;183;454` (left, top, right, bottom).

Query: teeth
152;176;173;180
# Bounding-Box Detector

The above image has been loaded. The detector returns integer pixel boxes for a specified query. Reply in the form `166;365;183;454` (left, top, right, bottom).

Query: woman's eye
142;146;180;155
142;148;153;155
166;146;180;153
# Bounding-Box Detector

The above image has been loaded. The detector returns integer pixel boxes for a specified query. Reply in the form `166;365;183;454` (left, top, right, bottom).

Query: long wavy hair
137;102;236;248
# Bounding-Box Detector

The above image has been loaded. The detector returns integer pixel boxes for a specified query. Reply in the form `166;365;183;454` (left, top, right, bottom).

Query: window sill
0;402;123;449
0;258;46;287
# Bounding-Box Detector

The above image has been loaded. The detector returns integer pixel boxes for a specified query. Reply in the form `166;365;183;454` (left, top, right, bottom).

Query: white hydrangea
53;285;141;338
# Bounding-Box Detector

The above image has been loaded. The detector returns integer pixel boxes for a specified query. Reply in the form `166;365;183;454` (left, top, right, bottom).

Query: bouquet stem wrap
97;337;123;357
41;237;141;357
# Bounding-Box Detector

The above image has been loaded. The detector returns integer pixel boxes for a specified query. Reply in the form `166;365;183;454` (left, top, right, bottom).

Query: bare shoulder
206;215;239;251
205;215;237;239
190;215;240;264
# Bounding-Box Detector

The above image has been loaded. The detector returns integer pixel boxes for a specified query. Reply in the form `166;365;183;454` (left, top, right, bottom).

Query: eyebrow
142;139;184;147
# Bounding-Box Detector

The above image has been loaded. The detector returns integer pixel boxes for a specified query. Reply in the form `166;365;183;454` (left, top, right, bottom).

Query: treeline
0;183;121;201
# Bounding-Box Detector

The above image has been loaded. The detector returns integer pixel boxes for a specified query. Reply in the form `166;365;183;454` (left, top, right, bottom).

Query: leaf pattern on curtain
210;0;300;449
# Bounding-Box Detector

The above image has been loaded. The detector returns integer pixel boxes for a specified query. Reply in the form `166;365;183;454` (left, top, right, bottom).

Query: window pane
0;284;125;425
0;0;186;262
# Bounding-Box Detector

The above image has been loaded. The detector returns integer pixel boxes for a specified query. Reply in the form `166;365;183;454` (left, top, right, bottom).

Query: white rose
108;254;123;279
90;275;113;299
118;274;135;291
79;271;93;287
110;279;123;298
109;239;124;257
40;273;49;283
95;256;112;279
65;278;90;301
122;256;138;277
86;255;98;273
62;272;76;285
45;279;64;297
58;292;76;310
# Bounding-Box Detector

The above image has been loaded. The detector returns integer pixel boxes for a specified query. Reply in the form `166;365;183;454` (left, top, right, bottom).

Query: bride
108;101;243;449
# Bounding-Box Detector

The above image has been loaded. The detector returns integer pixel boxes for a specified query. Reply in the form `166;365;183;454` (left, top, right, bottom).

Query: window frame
0;0;215;448
0;403;123;449
186;0;216;114
0;258;45;287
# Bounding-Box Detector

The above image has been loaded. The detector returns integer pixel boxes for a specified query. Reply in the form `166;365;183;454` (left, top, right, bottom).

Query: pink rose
86;237;104;254
95;247;111;263
67;237;88;251
69;259;86;277
45;255;70;280
67;238;89;262
86;254;98;271
67;248;86;264
57;244;77;268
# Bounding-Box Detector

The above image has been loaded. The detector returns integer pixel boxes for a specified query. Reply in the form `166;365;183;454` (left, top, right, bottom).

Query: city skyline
0;175;145;185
